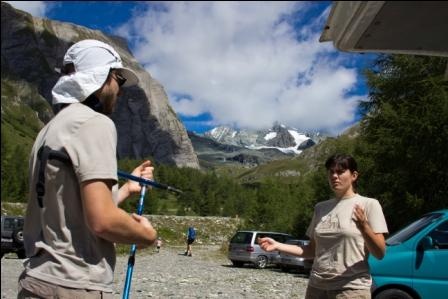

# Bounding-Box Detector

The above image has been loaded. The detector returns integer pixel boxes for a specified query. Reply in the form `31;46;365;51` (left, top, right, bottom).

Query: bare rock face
1;2;199;168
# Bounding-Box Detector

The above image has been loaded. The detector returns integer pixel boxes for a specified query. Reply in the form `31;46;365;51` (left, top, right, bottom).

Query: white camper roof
319;1;448;57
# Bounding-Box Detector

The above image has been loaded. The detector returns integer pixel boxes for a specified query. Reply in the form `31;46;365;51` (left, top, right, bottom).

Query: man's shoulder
61;104;114;126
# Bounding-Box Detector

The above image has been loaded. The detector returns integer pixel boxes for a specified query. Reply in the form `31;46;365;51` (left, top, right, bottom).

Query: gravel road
1;245;309;298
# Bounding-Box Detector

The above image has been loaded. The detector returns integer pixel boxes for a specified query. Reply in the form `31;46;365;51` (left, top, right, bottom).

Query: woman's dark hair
325;154;359;188
325;154;358;172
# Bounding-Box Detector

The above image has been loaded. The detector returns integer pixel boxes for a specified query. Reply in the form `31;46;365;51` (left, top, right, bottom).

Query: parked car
276;239;313;273
1;215;26;259
369;209;448;299
228;230;295;269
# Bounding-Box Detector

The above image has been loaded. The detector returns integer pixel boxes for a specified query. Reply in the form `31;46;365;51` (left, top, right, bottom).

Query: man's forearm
82;180;156;245
94;208;156;245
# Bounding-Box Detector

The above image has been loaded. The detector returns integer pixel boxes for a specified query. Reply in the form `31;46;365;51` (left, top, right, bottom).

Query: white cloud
117;2;365;134
5;1;49;17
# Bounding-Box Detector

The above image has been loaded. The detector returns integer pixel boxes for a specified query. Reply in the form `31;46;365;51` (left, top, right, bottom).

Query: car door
412;220;448;299
229;231;253;259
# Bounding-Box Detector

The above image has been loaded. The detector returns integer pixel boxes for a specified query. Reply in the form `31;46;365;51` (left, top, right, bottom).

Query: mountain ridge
202;123;324;154
188;123;331;169
1;2;199;169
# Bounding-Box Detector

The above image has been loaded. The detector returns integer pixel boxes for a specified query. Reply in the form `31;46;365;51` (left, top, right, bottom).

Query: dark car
1;215;26;259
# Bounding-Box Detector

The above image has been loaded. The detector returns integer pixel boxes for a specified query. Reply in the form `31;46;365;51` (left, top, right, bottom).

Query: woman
259;154;388;299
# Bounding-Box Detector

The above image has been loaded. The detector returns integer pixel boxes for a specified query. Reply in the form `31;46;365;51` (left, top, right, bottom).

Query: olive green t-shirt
23;103;119;292
306;194;388;290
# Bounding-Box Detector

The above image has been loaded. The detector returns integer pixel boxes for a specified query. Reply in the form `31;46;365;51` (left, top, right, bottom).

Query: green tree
360;55;448;231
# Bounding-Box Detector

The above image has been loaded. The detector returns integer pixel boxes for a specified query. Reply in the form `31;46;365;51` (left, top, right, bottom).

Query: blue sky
7;1;377;135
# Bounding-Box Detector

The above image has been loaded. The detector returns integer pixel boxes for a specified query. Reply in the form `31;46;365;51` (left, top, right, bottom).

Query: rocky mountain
1;2;199;168
203;123;321;155
188;131;293;168
188;123;328;168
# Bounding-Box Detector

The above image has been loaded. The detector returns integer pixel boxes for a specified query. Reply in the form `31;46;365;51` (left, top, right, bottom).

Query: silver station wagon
228;230;295;269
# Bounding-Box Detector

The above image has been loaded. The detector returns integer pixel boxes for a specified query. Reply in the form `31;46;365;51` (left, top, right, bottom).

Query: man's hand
127;160;154;194
117;160;154;205
132;213;156;249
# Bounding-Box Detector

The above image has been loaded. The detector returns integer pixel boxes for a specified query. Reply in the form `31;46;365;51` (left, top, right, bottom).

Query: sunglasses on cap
111;72;127;87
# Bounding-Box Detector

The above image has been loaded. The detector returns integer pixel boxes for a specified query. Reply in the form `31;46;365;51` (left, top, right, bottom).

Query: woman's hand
353;204;368;230
258;237;278;252
353;204;386;259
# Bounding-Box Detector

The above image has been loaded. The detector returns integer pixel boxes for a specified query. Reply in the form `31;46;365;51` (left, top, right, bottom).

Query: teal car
369;210;448;299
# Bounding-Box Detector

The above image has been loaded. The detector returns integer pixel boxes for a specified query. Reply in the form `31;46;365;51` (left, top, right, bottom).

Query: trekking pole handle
117;170;183;194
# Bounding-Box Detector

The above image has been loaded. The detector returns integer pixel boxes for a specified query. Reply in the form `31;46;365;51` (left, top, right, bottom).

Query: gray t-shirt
23;103;119;292
306;194;388;290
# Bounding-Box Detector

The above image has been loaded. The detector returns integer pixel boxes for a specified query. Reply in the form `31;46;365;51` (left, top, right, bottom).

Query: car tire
17;249;26;259
13;229;24;245
375;288;413;299
255;255;268;269
231;260;244;267
281;266;289;273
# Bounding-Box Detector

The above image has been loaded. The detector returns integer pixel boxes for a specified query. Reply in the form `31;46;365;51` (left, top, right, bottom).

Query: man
18;39;157;298
185;226;196;257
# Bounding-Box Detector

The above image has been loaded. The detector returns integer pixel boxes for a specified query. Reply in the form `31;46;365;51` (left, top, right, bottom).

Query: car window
285;239;309;246
428;220;448;250
18;218;24;228
4;218;14;230
269;234;282;242
254;233;269;243
270;234;291;243
285;239;299;245
231;232;253;244
387;213;443;246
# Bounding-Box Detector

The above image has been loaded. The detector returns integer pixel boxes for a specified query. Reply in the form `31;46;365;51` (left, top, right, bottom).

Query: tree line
2;54;447;237
110;54;448;235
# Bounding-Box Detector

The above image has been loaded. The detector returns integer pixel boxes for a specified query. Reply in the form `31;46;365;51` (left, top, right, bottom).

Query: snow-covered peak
288;130;309;147
203;124;321;155
264;132;277;141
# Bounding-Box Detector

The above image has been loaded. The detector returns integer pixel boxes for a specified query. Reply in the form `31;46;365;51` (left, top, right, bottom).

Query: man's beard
100;89;118;115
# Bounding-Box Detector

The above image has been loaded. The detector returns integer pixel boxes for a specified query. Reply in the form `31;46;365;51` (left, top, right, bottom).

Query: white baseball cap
52;39;139;105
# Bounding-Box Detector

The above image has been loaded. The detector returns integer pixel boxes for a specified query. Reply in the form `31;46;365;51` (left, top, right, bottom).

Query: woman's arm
353;204;386;259
258;237;315;259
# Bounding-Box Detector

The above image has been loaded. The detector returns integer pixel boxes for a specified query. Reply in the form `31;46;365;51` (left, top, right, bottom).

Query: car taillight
246;246;254;252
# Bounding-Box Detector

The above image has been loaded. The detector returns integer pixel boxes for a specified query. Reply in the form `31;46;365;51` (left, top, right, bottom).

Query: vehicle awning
319;1;448;57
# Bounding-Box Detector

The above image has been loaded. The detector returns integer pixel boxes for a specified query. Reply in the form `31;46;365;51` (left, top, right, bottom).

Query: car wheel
255;255;268;269
375;288;413;299
17;249;26;259
13;229;24;245
231;260;244;267
281;266;289;272
1;252;4;259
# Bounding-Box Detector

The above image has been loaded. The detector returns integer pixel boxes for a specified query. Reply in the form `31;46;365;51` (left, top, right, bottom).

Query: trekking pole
118;170;183;194
117;170;182;299
122;183;146;299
